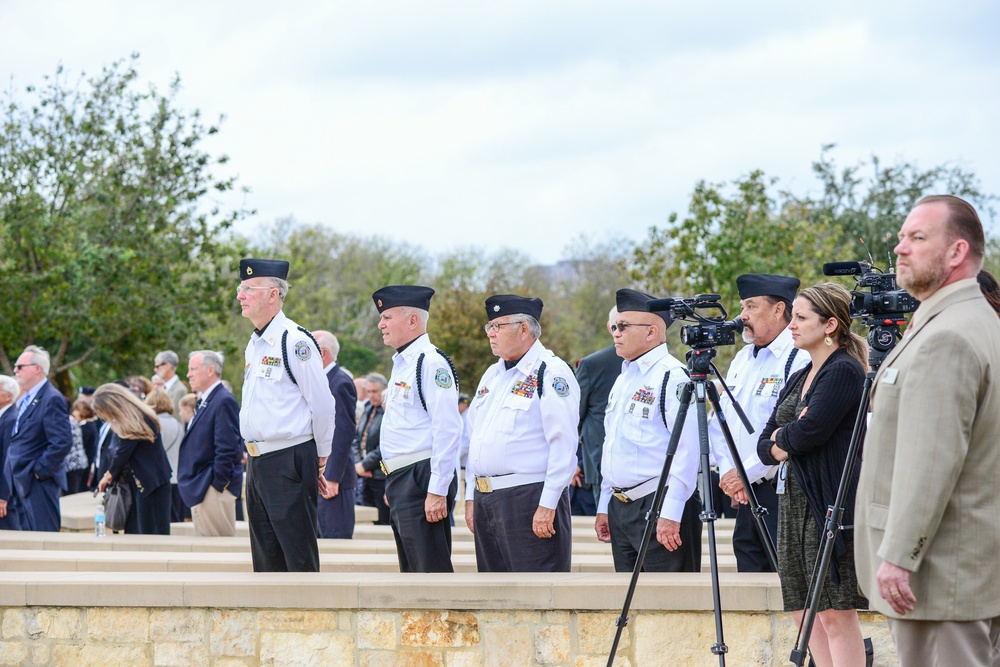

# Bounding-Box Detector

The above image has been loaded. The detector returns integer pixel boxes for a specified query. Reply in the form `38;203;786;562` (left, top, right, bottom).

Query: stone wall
0;606;897;666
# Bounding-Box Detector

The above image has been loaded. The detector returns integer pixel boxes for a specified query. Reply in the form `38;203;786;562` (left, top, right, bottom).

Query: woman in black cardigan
93;383;172;535
757;283;868;667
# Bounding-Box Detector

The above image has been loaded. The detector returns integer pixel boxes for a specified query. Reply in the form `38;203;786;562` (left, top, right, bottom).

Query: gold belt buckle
613;491;630;503
379;461;389;475
475;477;493;493
246;441;260;457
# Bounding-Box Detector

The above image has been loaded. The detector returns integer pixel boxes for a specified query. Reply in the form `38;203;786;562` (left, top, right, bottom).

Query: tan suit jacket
856;279;1000;620
166;376;189;416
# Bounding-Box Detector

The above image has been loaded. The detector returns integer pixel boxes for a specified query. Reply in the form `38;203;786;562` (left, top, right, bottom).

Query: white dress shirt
709;327;809;483
598;344;700;522
379;333;462;497
465;339;580;509
240;311;336;457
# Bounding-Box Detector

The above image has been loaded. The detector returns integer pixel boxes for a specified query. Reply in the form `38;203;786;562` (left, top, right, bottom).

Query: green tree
0;56;246;393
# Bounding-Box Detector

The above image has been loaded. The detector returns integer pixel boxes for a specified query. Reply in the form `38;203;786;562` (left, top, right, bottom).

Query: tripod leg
706;381;779;572
694;381;728;665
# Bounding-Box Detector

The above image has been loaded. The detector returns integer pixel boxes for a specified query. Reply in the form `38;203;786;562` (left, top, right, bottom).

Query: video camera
646;293;744;350
822;261;918;368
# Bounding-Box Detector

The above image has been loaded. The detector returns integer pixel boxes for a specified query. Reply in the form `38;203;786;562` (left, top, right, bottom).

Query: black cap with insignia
616;288;673;327
485;294;543;322
240;258;289;281
736;274;800;302
371;285;435;313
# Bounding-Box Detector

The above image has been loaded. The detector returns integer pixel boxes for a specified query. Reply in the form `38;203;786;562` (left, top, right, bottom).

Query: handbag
103;479;133;532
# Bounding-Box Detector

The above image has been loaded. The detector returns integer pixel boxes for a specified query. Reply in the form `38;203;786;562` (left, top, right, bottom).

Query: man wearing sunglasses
6;345;73;531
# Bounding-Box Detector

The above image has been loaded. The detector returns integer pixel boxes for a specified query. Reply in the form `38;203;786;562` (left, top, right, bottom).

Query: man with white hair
154;350;189;415
178;350;243;537
6;346;73;531
0;375;22;529
372;285;462;572
313;330;359;539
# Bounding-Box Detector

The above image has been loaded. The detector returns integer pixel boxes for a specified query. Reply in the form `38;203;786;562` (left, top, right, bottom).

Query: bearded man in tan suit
856;195;1000;666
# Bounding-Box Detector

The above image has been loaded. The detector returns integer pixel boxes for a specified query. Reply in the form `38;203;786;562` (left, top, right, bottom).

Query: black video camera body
646;293;744;350
822;261;919;319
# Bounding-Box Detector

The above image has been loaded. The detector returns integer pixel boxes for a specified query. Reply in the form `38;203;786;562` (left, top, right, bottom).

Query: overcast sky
3;1;998;264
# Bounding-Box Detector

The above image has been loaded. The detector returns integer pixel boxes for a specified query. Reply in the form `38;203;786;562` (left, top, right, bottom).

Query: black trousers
361;477;390;525
246;440;320;572
608;489;702;572
125;480;171;535
318;484;356;539
384;459;456;573
733;479;779;572
474;483;572;573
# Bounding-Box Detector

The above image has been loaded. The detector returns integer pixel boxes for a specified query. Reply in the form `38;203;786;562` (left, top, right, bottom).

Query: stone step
0;549;740;574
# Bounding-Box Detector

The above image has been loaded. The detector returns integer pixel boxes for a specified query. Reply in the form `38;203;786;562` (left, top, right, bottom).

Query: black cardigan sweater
757;348;866;572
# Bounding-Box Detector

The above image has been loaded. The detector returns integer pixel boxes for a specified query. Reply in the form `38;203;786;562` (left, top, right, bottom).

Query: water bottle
95;503;106;537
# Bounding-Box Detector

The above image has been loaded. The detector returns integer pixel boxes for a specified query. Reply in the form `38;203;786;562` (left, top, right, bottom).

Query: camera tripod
606;345;780;667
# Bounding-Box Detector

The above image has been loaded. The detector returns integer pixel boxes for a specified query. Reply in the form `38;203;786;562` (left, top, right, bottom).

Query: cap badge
493;305;500;312
377;299;383;307
246;267;253;275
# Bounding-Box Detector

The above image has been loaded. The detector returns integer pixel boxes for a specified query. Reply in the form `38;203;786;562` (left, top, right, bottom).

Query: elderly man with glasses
237;258;336;572
153;350;189;416
464;294;580;572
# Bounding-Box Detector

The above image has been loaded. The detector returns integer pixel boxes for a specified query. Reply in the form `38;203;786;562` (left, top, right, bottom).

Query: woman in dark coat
93;383;172;535
757;283;869;667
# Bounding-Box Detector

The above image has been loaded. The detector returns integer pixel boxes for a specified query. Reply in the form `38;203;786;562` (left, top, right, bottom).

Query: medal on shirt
256;356;283;380
393;381;411;399
511;373;538;398
630;386;655;405
755;376;782;397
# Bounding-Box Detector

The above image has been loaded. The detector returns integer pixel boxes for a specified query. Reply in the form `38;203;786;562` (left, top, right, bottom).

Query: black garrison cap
240;258;289;281
371;285;435;313
736;274;800;302
485;294;543;322
616;288;673;327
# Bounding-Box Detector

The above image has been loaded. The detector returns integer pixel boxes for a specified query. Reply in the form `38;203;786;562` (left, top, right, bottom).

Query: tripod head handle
708;362;755;435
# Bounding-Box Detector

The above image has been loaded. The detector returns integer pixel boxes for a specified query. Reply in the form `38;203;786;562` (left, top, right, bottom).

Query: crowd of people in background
2;194;999;665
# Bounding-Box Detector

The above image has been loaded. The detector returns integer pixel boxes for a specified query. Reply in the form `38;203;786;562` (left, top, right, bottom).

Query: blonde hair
798;283;868;369
145;388;174;416
179;393;198;411
93;383;160;441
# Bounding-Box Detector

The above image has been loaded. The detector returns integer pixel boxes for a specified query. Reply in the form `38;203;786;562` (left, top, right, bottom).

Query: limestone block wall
0;606;897;667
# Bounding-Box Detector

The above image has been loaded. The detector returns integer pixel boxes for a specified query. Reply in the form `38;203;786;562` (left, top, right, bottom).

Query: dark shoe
864;636;874;667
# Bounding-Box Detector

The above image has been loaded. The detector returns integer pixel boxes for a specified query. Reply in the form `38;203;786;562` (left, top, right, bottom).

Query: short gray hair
607;306;618;326
154;350;179;368
400;307;429;328
365;372;388;389
267;277;289;301
22;345;51;375
313;331;340;362
511;315;542;339
0;375;19;401
189;350;224;378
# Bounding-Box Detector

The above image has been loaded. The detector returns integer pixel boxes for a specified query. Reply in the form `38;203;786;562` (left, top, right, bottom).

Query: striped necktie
13;392;31;435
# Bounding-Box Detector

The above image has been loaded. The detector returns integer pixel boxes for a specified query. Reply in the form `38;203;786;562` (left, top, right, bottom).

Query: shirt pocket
621;402;654;444
497;393;532;435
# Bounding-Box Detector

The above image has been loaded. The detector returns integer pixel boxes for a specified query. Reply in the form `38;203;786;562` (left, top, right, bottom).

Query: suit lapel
17;382;47;426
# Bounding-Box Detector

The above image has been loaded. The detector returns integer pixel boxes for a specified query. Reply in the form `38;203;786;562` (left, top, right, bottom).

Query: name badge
882;368;899;385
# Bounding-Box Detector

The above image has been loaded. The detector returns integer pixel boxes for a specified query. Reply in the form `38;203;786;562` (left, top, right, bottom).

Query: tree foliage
0;56;246;392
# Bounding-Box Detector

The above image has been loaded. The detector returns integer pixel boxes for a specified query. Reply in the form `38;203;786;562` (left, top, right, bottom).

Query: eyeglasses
153;362;166;369
483;321;521;334
13;363;38;372
236;285;273;297
611;321;655;333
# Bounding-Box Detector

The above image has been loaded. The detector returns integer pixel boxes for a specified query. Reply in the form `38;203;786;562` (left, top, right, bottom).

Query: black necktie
753;345;763;358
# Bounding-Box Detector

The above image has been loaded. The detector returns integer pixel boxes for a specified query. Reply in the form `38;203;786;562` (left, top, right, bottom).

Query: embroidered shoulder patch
294;340;312;361
434;368;453;388
551;376;570;398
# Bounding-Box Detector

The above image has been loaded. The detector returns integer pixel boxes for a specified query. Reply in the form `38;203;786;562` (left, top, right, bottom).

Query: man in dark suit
576;307;621;508
314;331;358;539
177;350;243;537
0;375;23;529
354;373;389;525
5;346;72;532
